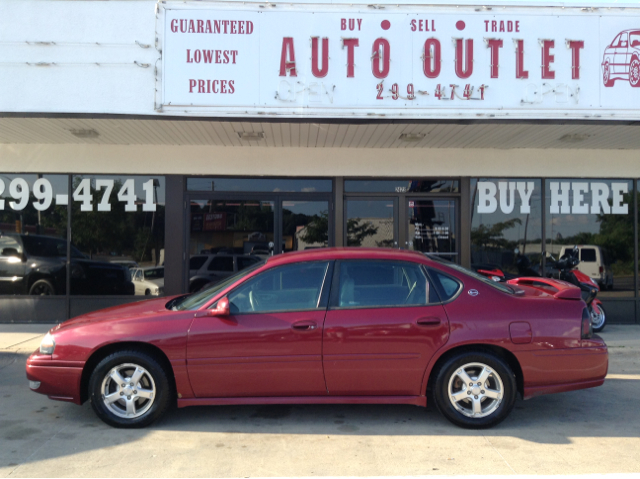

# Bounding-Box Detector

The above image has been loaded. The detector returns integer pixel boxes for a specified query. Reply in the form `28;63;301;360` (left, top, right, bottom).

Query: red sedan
26;248;608;429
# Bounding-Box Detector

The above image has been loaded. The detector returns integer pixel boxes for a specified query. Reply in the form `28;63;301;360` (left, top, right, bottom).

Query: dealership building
1;0;639;324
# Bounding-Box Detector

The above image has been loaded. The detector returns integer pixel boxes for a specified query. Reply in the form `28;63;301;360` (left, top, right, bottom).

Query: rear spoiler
506;277;582;300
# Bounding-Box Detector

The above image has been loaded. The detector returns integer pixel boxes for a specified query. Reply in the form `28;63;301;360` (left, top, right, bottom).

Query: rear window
427;269;462;302
431;261;515;295
209;256;234;272
581;249;597;262
189;256;207;270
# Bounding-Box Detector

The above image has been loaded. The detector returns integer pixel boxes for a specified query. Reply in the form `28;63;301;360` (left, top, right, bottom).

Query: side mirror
208;296;230;317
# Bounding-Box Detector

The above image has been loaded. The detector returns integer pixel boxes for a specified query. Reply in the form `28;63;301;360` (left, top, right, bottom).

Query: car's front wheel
433;351;517;429
88;350;172;428
630;57;640;87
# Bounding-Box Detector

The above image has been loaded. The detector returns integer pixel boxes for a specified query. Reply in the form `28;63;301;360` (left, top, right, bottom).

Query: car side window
427;268;462;302
620;32;628;47
189;256;207;270
581;248;596;263
209;256;234;272
0;236;22;257
336;260;429;308
228;261;329;314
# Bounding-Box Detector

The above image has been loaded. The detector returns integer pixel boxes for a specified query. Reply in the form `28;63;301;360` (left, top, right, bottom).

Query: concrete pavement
0;324;639;477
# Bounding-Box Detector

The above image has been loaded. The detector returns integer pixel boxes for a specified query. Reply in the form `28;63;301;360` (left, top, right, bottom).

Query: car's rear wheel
591;303;606;333
630;58;640;87
29;279;55;295
89;350;172;428
433;351;517;429
603;62;614;87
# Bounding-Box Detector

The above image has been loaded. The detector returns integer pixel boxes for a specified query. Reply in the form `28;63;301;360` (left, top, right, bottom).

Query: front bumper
518;336;608;400
26;351;84;405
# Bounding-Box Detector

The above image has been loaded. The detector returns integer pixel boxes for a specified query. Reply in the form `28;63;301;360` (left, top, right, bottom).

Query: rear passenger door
323;260;450;396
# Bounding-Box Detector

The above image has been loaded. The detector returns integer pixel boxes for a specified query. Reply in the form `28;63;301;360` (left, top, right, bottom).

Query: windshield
427;256;514;294
172;260;265;311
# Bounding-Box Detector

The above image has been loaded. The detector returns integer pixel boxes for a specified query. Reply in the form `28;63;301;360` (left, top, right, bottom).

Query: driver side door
187;260;332;398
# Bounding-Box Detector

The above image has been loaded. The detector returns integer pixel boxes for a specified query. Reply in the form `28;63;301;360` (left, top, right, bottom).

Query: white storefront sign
160;2;640;119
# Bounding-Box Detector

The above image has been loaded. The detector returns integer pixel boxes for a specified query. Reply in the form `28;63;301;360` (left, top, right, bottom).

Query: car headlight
39;332;56;355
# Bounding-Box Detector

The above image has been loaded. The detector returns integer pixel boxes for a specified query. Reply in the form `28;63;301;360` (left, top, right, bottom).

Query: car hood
52;296;182;332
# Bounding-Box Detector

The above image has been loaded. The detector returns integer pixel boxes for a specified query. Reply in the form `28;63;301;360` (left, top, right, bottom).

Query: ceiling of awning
0;116;639;149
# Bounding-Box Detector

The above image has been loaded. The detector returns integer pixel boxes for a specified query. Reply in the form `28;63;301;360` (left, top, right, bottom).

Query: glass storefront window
189;199;274;292
187;177;332;193
345;179;458;193
546;179;634;298
346;199;396;248
282;200;330;252
70;175;165;296
409;199;457;261
471;179;543;275
0;174;69;295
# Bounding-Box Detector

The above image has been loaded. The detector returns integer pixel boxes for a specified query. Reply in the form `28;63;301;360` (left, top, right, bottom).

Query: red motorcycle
473;246;606;332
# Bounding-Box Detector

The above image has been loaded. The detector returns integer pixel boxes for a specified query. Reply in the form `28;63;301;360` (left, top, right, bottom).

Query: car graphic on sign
602;30;640;87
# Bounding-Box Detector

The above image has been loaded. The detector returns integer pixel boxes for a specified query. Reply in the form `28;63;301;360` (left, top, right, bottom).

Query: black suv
0;233;134;296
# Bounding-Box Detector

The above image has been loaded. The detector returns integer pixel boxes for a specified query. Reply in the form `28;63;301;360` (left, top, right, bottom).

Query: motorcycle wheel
591;303;606;333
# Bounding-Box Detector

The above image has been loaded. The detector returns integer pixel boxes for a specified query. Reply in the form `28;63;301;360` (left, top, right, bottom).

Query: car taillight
599;266;603;273
581;308;593;339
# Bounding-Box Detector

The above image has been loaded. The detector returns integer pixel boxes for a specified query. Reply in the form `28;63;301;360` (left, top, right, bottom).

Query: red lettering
246;21;253;34
341;18;347;30
568;40;584;80
484;20;489;32
507;21;513;32
491;21;497;32
349;19;355;30
499;21;505;32
231;21;237;34
188;20;195;34
231;50;238;64
279;37;297;77
357;19;362;30
541;40;555;79
194;50;201;63
311;37;329;78
419;20;424;31
197;20;204;33
222;20;230;34
432;20;436;31
198;79;205;93
343;38;359;77
487;39;503;79
216;50;222;63
206;79;211;93
186;49;193;63
239;21;245;34
221;80;227;93
189;79;196;93
372;38;390;79
180;19;187;33
454;39;473;79
223;50;229;63
516;21;520;32
171;19;178;33
214;21;221;34
411;19;416;32
203;50;213;63
205;20;212;34
229;80;235;94
423;38;441;78
212;80;219;93
515;39;529;79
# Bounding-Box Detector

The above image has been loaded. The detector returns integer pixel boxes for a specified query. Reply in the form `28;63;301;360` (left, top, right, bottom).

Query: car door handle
292;320;318;331
416;317;441;327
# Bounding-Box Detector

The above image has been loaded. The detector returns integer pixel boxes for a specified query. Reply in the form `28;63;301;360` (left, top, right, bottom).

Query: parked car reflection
0;233;134;296
131;266;164;296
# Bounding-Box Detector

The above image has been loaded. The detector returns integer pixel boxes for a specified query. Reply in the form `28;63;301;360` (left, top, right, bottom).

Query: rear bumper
518;338;608;400
26;352;83;405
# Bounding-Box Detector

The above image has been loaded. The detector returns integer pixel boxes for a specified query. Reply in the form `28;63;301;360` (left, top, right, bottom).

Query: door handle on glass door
416;317;441;327
292;320;317;331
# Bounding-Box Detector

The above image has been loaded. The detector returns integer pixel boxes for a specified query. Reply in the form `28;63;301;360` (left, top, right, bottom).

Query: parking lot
1;324;639;478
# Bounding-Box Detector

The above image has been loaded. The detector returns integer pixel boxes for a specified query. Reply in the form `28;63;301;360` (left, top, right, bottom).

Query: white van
559;245;613;290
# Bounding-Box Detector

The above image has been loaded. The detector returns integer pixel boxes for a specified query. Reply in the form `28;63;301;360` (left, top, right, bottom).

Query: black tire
29;279;56;295
88;350;173;428
432;351;517;429
144;289;151;296
591;303;606;333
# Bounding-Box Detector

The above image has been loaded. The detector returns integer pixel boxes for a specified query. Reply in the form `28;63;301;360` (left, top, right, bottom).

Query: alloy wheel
447;362;504;419
100;363;156;419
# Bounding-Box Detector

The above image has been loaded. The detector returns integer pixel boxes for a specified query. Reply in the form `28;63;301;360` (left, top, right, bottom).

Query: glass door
281;199;331;252
408;199;458;261
345;198;398;248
